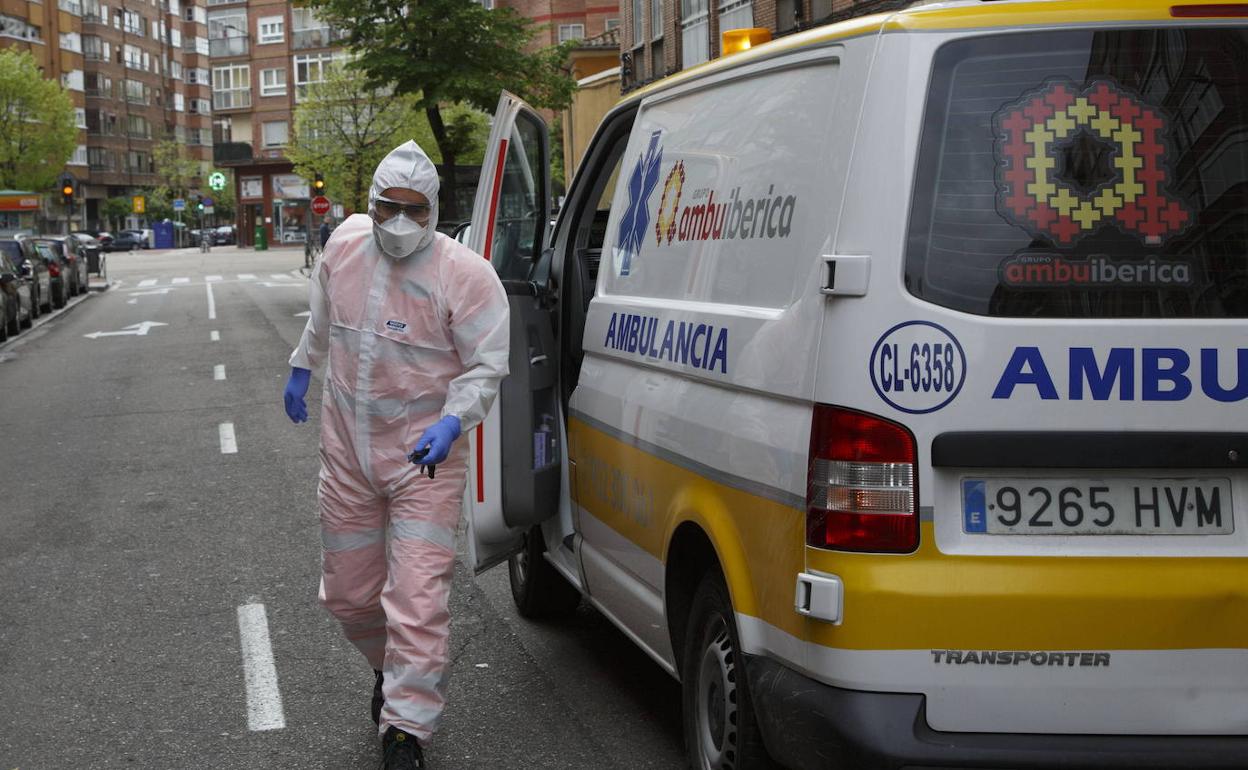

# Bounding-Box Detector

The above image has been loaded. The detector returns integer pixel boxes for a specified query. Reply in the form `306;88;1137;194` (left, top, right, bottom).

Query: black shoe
372;670;384;725
380;726;426;769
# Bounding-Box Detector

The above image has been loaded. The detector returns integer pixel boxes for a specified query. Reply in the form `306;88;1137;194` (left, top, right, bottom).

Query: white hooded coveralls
289;141;509;741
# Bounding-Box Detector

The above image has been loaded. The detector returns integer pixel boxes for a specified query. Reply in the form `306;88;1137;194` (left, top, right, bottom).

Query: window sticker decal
995;80;1192;246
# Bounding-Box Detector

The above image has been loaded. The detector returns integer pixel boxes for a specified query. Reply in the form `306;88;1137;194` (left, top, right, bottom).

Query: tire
53;283;65;309
29;290;39;320
507;525;581;619
4;301;15;337
20;297;32;329
682;572;777;770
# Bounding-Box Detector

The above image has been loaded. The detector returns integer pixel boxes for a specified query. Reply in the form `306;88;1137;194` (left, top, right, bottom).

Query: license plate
962;478;1234;535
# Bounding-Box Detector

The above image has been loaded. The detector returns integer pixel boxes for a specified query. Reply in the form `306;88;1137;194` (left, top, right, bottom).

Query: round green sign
208;171;227;192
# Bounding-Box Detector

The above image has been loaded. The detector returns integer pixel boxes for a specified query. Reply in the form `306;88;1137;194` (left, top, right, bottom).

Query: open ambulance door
464;91;559;574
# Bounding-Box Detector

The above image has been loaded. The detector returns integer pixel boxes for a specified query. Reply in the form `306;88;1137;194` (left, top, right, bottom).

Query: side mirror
20;260;33;277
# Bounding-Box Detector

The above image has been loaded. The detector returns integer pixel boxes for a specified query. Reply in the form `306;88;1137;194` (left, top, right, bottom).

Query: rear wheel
20;296;32;328
682;572;776;770
53;283;65;309
3;300;14;338
507;525;581;619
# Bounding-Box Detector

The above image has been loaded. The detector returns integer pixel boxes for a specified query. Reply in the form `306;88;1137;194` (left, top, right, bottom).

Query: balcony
58;0;82;14
209;35;248;57
214;141;252;164
212;89;251;110
291;26;346;50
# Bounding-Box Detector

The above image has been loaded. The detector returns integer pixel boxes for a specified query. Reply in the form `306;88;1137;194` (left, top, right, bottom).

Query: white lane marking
206;282;216;320
236;603;286;732
238;273;257;280
294;311;310;317
138;279;158;288
289;269;303;278
206;275;223;282
210;330;220;342
269;274;294;281
83;321;168;339
126;299;137;304
214;364;226;381
127;288;175;297
218;422;237;454
257;282;304;288
172;277;190;285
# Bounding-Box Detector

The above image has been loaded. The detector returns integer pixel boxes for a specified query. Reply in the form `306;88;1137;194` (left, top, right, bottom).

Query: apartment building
620;0;911;89
77;0;213;227
209;0;345;247
495;0;620;50
0;0;88;229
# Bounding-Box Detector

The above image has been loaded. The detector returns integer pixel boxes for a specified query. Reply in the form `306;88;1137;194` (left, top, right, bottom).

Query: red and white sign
310;195;332;216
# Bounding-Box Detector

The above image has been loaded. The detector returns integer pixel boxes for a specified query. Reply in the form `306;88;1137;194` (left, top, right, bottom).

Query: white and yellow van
464;1;1248;766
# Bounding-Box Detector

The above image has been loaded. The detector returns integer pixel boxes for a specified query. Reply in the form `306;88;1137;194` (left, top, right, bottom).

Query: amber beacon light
722;28;771;56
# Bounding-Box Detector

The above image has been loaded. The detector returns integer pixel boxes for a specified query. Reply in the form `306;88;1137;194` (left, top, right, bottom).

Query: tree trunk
425;104;459;224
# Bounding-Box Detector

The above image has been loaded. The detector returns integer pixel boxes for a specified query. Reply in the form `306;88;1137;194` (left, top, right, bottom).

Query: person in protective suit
283;140;509;768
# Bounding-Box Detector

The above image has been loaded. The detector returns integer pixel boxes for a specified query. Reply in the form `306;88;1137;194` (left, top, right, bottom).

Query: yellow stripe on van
571;418;1248;653
569;417;808;639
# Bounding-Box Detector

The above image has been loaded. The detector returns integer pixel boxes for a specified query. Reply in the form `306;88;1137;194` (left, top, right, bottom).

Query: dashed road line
218;422;237;453
206;282;216;320
173;277;190;284
214;364;226;381
238;273;257;280
210;330;220;342
137;279;157;288
206;275;223;282
236;603;286;732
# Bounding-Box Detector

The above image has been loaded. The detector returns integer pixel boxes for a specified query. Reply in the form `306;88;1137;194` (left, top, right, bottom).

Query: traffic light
61;182;74;206
313;172;325;194
195;194;204;212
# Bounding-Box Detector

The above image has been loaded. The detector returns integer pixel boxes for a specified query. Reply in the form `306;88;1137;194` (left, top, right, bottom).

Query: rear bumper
745;655;1248;770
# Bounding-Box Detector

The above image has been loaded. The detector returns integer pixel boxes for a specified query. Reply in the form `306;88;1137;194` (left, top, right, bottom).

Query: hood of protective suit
369;140;440;258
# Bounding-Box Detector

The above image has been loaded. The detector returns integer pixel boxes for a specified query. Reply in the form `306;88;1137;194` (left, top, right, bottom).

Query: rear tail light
1171;4;1248;15
807;405;918;553
47;262;60;277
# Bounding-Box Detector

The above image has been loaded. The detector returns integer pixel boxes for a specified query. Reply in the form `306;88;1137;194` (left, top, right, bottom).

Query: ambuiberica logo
613;129;799;277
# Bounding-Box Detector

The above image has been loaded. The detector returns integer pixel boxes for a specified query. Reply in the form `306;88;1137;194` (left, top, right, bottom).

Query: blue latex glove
412;415;461;466
284;367;311;423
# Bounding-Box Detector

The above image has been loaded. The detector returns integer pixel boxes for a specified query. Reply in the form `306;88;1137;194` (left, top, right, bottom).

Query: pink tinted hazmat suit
289;143;509;742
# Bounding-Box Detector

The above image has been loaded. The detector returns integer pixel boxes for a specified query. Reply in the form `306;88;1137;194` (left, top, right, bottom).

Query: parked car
121;228;153;249
38;237;89;296
0;249;35;337
213;224;236;245
0;238;49;313
31;240;72;308
103;231;141;252
70;232;104;275
95;231;115;250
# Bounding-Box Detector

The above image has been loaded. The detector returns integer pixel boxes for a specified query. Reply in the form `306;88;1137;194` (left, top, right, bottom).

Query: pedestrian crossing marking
138;279;157;288
172;277;190;284
206;275;223;282
238;273;257;280
269;274;295;281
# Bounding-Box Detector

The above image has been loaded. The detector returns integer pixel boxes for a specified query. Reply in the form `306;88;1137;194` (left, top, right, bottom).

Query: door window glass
491;111;547;281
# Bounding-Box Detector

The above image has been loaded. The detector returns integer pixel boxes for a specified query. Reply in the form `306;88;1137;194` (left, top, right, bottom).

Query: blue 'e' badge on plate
963;480;987;533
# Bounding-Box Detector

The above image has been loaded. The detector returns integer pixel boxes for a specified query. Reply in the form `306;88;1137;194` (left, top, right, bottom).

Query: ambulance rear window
904;29;1248;318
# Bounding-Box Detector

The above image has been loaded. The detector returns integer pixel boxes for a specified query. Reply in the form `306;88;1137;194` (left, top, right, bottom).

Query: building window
651;39;664;77
88;147;114;171
257;15;283;44
213;117;232;144
651;0;662;38
69;145;88;166
123;43;143;69
557;24;584;43
262;120;288;147
631;0;642;46
605;18;620;30
169;28;181;48
59;32;82;52
293;52;342;100
127;150;151;173
717;0;752;35
212;63;251;109
61;70;85;92
681;0;709;68
85;73;112;98
260;67;286;97
169;60;182;80
187;67;210;84
126;114;151;139
174;92;185;111
190;97;211;114
83;35;109;60
74;107;87;128
123;9;143;34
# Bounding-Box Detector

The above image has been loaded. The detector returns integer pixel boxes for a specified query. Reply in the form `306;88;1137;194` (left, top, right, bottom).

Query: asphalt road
0;246;684;769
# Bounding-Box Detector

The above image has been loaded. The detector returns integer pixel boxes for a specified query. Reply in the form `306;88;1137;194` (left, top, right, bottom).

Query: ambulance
463;1;1248;766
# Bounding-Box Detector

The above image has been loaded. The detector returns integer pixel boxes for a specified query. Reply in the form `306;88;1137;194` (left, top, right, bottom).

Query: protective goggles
374;196;432;222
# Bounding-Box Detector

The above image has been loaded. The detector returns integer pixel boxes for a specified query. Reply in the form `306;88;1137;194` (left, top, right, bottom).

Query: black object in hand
407;446;436;479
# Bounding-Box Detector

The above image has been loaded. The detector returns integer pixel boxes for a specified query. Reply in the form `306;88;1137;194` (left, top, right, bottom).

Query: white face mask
373;214;428;259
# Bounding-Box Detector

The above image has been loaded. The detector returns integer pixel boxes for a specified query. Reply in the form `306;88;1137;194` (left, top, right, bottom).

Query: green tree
100;196;131;232
0;49;78;191
302;0;576;221
288;68;422;214
152;138;204;201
